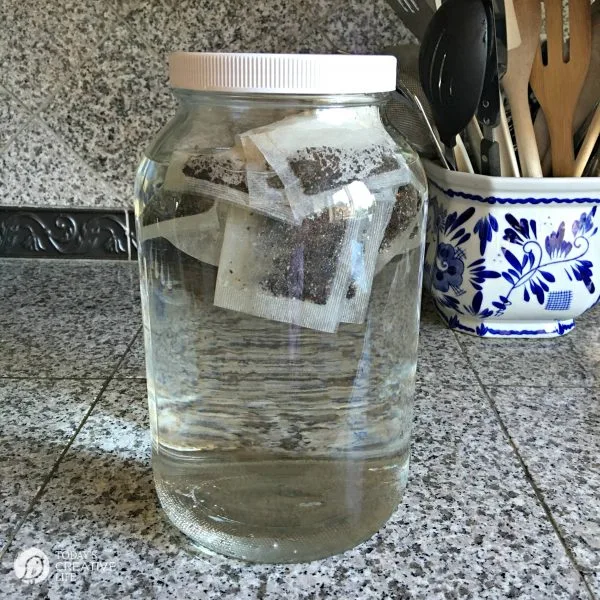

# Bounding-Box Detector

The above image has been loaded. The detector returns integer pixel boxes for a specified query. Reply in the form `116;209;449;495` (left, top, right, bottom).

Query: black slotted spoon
418;0;489;170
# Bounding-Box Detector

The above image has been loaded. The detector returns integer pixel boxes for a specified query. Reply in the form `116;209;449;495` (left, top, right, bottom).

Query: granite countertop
0;258;598;599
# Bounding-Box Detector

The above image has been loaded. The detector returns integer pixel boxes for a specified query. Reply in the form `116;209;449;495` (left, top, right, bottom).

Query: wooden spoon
574;104;600;177
534;2;600;176
499;100;520;176
502;0;543;177
530;0;592;177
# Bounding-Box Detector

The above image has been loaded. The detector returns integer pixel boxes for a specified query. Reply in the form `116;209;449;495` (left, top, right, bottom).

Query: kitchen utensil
383;89;436;156
385;0;434;41
418;0;488;169
504;0;521;50
502;0;543;177
535;3;600;176
530;0;592;177
392;80;450;168
491;0;520;176
583;137;600;177
492;0;508;74
382;45;441;159
575;104;600;177
477;0;502;176
499;101;520;176
466;118;484;173
455;136;475;173
575;100;600;152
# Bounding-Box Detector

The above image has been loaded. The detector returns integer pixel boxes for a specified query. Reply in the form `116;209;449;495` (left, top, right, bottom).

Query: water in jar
135;156;425;563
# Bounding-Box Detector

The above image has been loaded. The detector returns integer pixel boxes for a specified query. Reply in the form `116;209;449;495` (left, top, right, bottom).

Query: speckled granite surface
0;0;413;210
0;258;599;599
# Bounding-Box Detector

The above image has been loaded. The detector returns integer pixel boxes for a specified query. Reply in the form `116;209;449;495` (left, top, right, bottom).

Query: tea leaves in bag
164;147;250;209
376;184;426;274
245;108;412;221
214;206;360;333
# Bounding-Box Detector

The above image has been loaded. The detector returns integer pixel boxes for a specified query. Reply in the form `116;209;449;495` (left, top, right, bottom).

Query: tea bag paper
214;205;361;333
376;185;426;274
141;200;226;267
239;134;296;224
164;147;250;209
245;108;412;221
340;190;395;324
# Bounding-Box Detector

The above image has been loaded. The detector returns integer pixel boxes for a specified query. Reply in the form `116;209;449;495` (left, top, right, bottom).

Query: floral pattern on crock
425;198;599;322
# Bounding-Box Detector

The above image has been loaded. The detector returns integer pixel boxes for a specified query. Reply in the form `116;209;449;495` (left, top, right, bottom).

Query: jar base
153;448;409;564
179;516;396;564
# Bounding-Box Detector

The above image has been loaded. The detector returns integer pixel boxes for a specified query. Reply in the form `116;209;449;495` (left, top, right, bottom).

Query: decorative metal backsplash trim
0;208;137;260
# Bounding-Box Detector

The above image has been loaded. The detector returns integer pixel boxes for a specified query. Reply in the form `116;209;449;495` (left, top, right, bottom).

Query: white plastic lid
169;52;397;94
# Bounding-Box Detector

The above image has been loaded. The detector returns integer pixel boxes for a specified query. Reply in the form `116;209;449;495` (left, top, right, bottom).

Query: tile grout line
451;330;597;598
0;2;125;152
0;324;143;562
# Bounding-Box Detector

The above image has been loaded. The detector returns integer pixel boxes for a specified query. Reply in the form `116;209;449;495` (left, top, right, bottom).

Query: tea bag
164;147;250;209
239;134;296;224
376;184;426;274
340;192;396;324
214;205;361;333
245;108;412;221
140;190;226;266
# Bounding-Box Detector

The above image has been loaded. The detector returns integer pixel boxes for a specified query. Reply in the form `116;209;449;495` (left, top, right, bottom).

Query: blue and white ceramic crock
424;160;600;338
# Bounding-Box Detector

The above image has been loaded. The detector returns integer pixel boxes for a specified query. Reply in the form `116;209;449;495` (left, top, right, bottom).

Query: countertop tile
417;296;479;387
454;331;589;387
41;24;177;198
115;331;145;379
111;0;175;19
0;86;29;151
488;386;600;572
584;572;600;597
0;0;120;110
567;307;600;388
225;0;333;54
0;260;140;378
311;0;414;54
120;0;177;58
0;119;122;208
129;0;332;61
575;305;600;330
0;379;103;549
0;380;588;598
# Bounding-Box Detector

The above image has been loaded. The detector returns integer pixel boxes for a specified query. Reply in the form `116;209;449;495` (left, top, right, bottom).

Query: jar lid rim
169;52;397;94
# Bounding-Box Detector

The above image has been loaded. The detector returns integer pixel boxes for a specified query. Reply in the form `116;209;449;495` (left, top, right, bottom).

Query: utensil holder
424;160;600;338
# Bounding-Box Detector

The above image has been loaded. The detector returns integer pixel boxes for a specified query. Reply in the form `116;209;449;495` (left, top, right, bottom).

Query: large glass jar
134;52;428;563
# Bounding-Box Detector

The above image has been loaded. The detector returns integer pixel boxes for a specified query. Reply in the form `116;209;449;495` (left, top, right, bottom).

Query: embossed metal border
0;208;137;260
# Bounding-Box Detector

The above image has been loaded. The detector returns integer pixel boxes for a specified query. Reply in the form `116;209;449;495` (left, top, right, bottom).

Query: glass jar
134;53;428;563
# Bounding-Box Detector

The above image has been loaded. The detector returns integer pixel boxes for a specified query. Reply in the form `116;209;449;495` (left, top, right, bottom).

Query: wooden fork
530;0;592;176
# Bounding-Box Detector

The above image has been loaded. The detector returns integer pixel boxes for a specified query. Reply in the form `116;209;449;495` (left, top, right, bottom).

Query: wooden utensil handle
547;113;576;176
505;82;543;177
574;105;600;176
